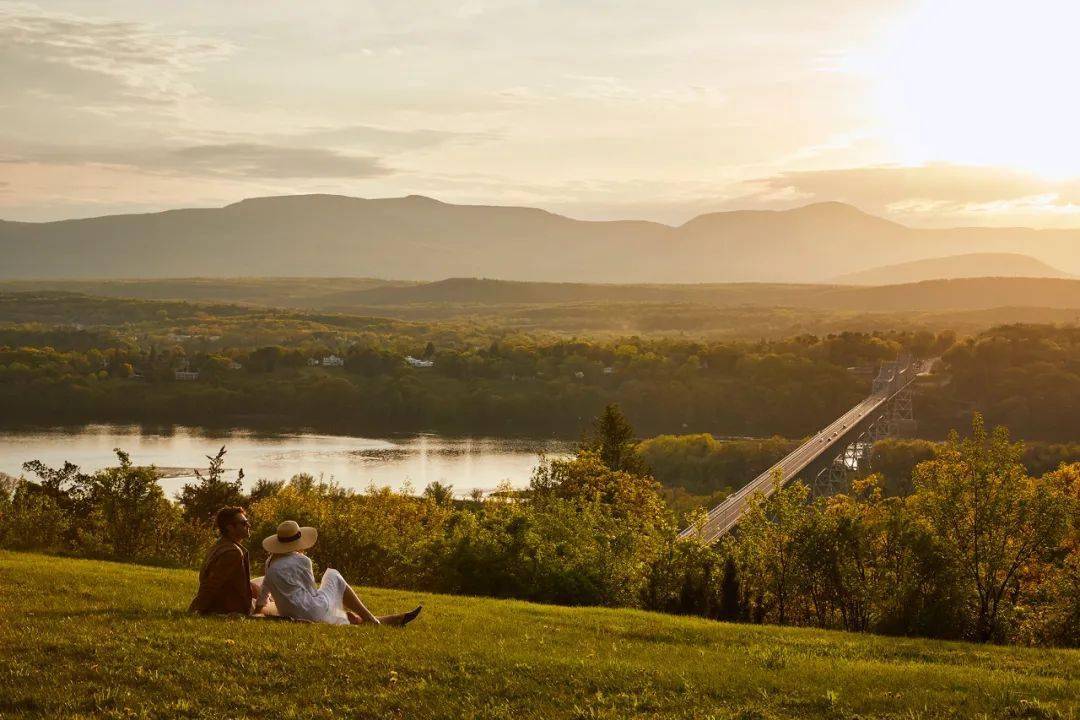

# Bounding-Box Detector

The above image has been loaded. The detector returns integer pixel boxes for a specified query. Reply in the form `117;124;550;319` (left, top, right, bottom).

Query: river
0;425;573;497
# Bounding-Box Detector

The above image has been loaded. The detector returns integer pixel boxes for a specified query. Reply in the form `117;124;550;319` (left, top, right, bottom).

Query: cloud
735;164;1080;224
2;142;392;180
292;124;496;153
166;144;390;179
0;3;229;109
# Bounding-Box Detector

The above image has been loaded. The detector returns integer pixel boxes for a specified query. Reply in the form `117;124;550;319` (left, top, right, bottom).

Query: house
174;364;199;381
602;366;614;375
574;370;585;379
228;361;243;371
307;358;320;367
321;354;344;367
405;356;435;368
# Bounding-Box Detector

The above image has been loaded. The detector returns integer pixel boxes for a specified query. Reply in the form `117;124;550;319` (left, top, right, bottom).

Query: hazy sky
3;0;1080;226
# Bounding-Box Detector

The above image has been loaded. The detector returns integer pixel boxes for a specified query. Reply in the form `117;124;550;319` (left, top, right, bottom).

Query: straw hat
262;520;317;554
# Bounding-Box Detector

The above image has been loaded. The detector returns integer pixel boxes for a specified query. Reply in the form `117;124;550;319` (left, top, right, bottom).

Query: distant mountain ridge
4;194;1080;282
831;253;1073;285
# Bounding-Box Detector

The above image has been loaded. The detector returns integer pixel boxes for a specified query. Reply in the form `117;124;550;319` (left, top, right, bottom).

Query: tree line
2;407;1077;648
0;320;963;437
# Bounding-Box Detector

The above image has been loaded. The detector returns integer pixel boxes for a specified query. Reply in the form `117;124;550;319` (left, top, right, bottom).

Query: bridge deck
678;365;919;544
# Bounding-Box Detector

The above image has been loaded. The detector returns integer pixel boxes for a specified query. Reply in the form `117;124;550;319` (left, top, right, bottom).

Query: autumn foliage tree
912;415;1071;641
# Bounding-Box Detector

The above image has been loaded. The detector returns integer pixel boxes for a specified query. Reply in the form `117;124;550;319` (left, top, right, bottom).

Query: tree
84;449;175;559
423;481;455;506
732;472;810;625
911;414;1071;642
178;446;244;523
247;345;284;373
582;403;650;476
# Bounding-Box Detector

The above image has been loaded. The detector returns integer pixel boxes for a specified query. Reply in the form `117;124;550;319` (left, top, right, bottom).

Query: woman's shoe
400;605;423;627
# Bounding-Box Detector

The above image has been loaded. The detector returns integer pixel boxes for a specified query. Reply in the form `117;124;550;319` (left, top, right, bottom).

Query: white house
307;358;320;367
174;364;199;381
322;354;344;367
405;356;435;368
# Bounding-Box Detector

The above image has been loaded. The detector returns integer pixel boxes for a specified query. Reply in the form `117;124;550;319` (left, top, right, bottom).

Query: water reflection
0;425;572;498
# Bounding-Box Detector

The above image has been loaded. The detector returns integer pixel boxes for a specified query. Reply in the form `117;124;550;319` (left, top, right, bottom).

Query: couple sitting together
189;506;421;627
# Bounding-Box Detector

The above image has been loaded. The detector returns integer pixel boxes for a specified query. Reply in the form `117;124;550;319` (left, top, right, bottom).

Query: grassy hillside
1;552;1077;719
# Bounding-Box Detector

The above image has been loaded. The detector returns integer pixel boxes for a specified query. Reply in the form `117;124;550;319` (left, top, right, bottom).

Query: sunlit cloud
0;2;230;110
2;142;391;180
737;164;1080;227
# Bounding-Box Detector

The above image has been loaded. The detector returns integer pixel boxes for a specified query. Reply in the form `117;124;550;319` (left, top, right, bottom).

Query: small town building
321;354;344;367
405;356;435;368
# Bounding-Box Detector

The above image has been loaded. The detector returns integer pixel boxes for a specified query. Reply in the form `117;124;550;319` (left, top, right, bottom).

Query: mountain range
4;194;1080;282
830;253;1072;285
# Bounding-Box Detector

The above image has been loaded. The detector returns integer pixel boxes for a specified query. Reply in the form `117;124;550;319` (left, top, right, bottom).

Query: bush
0;475;69;552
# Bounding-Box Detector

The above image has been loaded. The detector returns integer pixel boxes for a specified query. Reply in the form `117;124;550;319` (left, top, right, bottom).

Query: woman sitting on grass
255;520;421;627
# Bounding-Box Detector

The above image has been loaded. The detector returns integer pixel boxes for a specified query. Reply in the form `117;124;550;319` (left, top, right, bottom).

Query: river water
0;425;572;497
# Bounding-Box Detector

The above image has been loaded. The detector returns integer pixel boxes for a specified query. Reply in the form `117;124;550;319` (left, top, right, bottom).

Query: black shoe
400;605;423;627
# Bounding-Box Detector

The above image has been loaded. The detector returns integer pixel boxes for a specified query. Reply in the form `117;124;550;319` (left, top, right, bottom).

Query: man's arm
188;546;243;613
254;577;271;613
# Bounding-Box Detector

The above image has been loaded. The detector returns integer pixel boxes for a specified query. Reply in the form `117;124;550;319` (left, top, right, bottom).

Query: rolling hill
5;194;1080;282
832;252;1072;285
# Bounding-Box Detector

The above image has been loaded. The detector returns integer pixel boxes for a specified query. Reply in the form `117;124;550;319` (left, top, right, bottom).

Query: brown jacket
189;538;252;615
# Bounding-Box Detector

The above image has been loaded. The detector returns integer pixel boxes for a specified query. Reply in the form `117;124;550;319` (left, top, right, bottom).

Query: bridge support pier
808;384;916;499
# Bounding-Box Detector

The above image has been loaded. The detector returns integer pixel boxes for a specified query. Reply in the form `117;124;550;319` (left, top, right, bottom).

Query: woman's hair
214;506;246;536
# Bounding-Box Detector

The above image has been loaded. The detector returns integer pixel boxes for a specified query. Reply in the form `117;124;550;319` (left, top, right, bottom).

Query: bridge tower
809;358;918;498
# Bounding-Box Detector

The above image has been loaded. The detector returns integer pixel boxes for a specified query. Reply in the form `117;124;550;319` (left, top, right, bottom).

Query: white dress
257;552;350;625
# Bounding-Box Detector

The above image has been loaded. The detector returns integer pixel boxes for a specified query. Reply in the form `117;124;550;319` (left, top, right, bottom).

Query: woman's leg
339;582;380;624
324;569;421;626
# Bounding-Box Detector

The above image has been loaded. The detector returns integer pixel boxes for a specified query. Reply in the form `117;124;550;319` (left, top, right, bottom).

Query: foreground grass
1;551;1077;719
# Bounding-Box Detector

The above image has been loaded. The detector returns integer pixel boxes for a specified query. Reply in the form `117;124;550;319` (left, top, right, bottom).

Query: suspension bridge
679;356;929;544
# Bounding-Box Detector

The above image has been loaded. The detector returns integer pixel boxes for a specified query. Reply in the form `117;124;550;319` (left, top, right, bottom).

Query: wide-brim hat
262;520;317;554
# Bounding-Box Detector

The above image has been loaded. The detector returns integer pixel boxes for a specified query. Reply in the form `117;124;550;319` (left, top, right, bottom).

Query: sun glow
869;0;1080;180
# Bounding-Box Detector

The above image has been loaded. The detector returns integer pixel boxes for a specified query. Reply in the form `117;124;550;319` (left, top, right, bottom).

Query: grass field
1;551;1077;719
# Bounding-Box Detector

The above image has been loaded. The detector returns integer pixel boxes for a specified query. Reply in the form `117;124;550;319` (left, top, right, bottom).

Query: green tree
423;481;455;506
583;403;650;476
83;449;179;560
911;414;1071;642
733;472;810;625
178;446;244;523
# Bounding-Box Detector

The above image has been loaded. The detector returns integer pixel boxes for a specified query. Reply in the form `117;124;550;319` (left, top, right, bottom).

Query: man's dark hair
214;506;246;536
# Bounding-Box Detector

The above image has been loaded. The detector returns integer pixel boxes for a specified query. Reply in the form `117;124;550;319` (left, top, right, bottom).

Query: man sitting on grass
188;506;256;615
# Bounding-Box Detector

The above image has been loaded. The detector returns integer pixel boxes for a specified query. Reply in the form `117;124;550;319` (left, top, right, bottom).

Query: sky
3;0;1080;227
